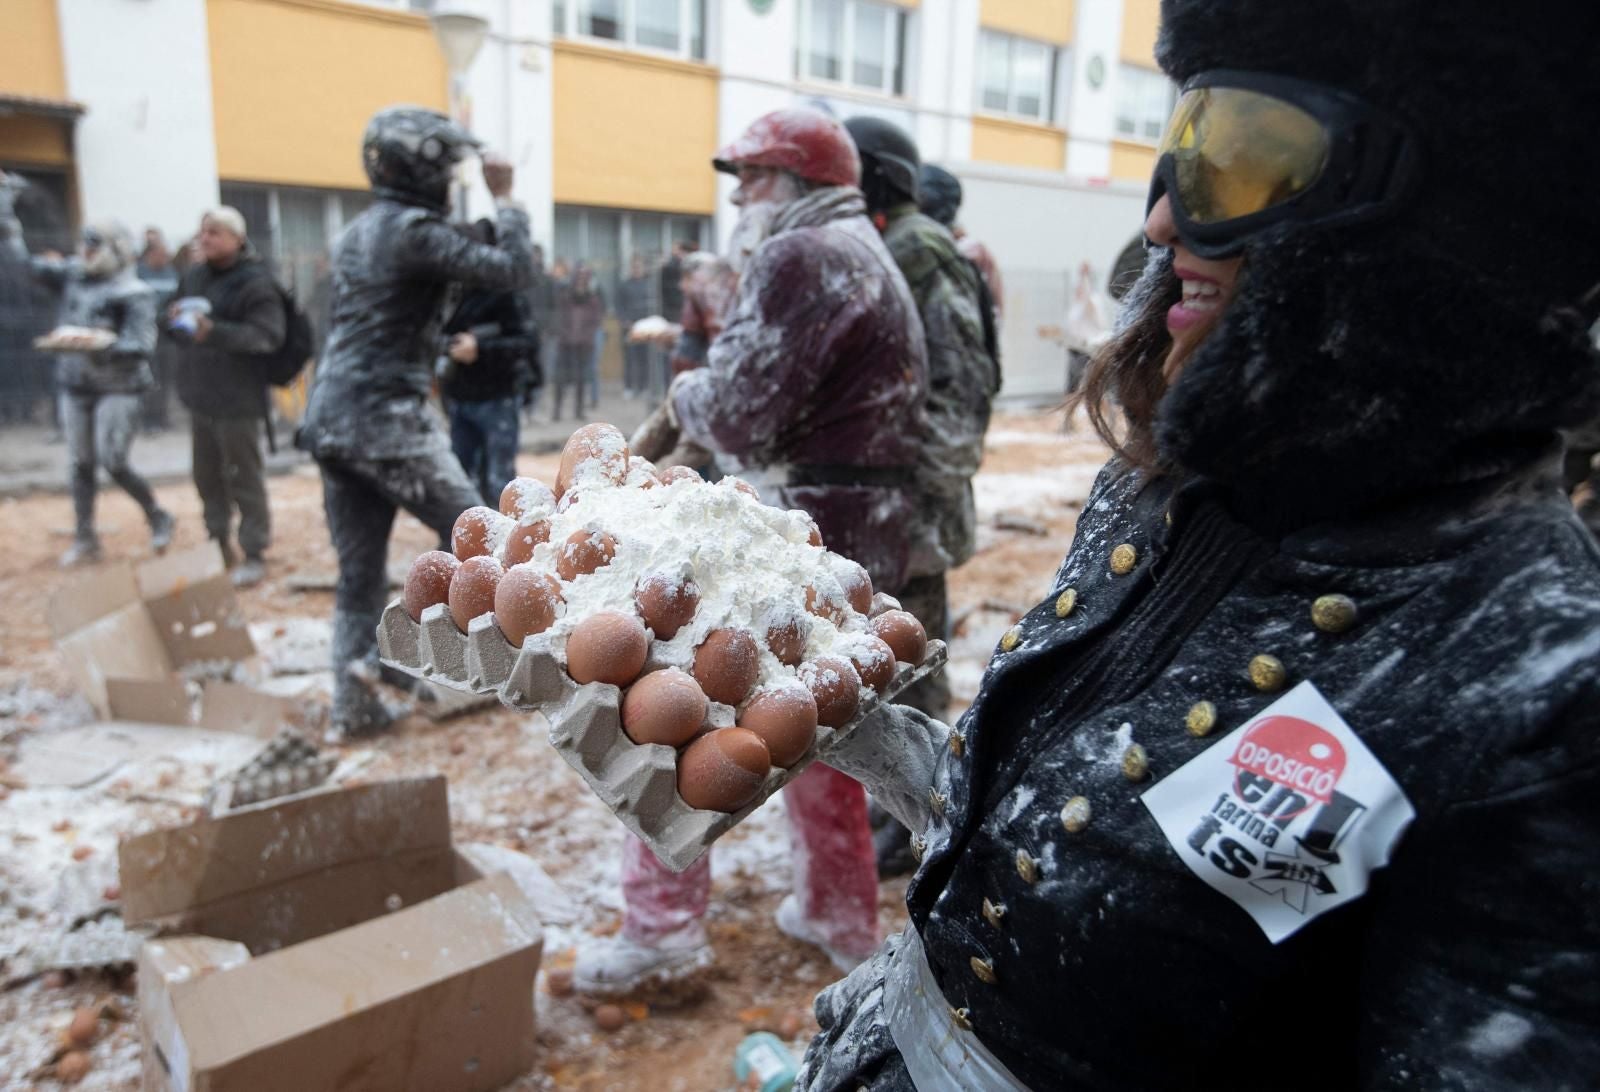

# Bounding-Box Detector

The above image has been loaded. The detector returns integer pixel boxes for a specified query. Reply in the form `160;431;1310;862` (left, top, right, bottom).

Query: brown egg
804;516;824;547
556;422;629;497
849;635;897;692
501;518;551;567
836;560;873;616
763;610;810;667
545;967;574;996
498;477;556;520
739;685;818;767
556;528;617;582
798;656;862;728
66;1007;98;1047
404;550;459;621
725;476;760;499
451;505;505;561
871;610;928;667
556;489;585;514
658;464;703;485
594;1004;627;1032
621;668;709;747
677;727;771;812
494;568;563;647
565;611;649;686
804;583;846;624
56;1051;91;1084
449;556;504;631
635;570;700;640
692;628;761;706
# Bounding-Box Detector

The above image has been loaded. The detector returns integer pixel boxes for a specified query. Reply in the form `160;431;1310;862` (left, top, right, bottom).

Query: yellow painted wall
0;115;73;167
979;0;1074;46
208;0;448;189
971;116;1066;172
552;41;718;216
1120;0;1161;65
0;0;68;100
1110;139;1158;183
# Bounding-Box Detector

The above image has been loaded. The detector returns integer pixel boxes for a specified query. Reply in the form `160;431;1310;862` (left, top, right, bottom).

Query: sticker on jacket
1141;681;1415;943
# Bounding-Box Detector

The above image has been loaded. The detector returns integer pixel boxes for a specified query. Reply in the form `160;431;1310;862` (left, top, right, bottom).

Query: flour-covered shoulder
1050;459;1168;594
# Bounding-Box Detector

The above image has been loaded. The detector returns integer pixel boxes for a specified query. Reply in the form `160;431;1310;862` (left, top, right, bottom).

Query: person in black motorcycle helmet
795;1;1600;1089
361;105;481;210
299;105;532;736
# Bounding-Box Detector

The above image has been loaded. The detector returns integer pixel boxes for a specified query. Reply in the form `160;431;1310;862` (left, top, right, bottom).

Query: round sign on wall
1087;55;1106;89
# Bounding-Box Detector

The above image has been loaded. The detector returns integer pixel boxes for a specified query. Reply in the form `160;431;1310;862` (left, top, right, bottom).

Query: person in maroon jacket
573;107;930;999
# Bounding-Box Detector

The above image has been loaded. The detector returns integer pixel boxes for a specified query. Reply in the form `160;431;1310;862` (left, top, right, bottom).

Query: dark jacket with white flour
672;186;927;594
799;0;1600;1085
297;196;531;460
804;454;1600;1091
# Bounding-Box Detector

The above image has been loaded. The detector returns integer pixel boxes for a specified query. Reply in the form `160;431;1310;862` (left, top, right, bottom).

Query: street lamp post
429;7;490;219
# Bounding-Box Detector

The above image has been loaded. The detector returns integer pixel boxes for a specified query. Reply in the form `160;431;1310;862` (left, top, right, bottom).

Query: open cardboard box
119;777;544;1092
48;543;304;737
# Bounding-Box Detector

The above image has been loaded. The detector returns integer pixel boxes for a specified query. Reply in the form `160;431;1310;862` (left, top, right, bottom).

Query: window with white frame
1115;65;1175;143
554;0;708;62
796;0;908;97
975;30;1057;123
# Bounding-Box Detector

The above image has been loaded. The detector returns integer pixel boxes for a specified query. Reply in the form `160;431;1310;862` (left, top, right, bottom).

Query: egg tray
377;598;947;872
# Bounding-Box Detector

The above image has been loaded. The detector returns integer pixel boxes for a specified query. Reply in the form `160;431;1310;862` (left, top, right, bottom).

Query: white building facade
2;0;1171;398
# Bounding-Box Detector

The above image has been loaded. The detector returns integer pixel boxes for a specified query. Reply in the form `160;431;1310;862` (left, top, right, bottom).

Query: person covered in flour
573;108;929;998
799;0;1600;1088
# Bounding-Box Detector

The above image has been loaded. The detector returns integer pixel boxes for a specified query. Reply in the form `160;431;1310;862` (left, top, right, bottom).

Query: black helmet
362;105;481;210
916;164;962;228
843;116;920;210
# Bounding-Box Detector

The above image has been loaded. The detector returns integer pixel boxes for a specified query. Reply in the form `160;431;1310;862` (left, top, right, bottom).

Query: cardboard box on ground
46;542;305;736
44;550;558;1089
120;777;548;1092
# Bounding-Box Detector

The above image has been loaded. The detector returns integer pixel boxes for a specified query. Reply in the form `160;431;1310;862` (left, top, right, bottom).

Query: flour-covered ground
0;407;1108;1090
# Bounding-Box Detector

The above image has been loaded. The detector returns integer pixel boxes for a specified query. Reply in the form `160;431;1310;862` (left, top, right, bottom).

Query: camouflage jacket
882;204;998;573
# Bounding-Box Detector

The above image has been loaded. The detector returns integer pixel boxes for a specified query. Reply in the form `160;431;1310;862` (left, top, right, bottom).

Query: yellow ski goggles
1149;70;1418;258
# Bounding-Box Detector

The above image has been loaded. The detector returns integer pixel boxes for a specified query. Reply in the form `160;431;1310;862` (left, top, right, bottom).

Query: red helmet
713;108;861;188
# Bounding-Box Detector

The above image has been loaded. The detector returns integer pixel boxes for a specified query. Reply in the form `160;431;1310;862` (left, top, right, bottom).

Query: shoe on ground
149;509;176;553
59;537;103;568
231;557;265;587
572;923;713;998
330;668;411;738
775;894;874;974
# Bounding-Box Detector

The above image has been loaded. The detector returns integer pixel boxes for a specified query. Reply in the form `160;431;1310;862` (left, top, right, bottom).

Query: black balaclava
362;106;480;212
1151;0;1600;527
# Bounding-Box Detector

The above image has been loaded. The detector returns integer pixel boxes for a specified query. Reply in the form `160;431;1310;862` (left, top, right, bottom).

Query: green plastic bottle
733;1032;799;1092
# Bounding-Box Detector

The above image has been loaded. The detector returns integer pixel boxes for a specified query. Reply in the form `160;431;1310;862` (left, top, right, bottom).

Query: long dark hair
1068;247;1182;472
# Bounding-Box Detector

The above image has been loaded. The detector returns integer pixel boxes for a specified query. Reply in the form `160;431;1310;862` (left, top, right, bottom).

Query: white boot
775;894;870;974
572;923;713;998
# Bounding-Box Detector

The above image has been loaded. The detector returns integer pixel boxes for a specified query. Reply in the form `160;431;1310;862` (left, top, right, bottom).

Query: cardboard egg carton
377;598;947;872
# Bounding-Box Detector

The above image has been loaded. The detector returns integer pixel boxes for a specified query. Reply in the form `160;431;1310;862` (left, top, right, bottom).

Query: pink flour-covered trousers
621;763;881;958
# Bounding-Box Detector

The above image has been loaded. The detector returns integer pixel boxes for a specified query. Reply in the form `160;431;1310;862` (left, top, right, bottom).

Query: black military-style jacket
298;196;531;461
809;452;1600;1091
